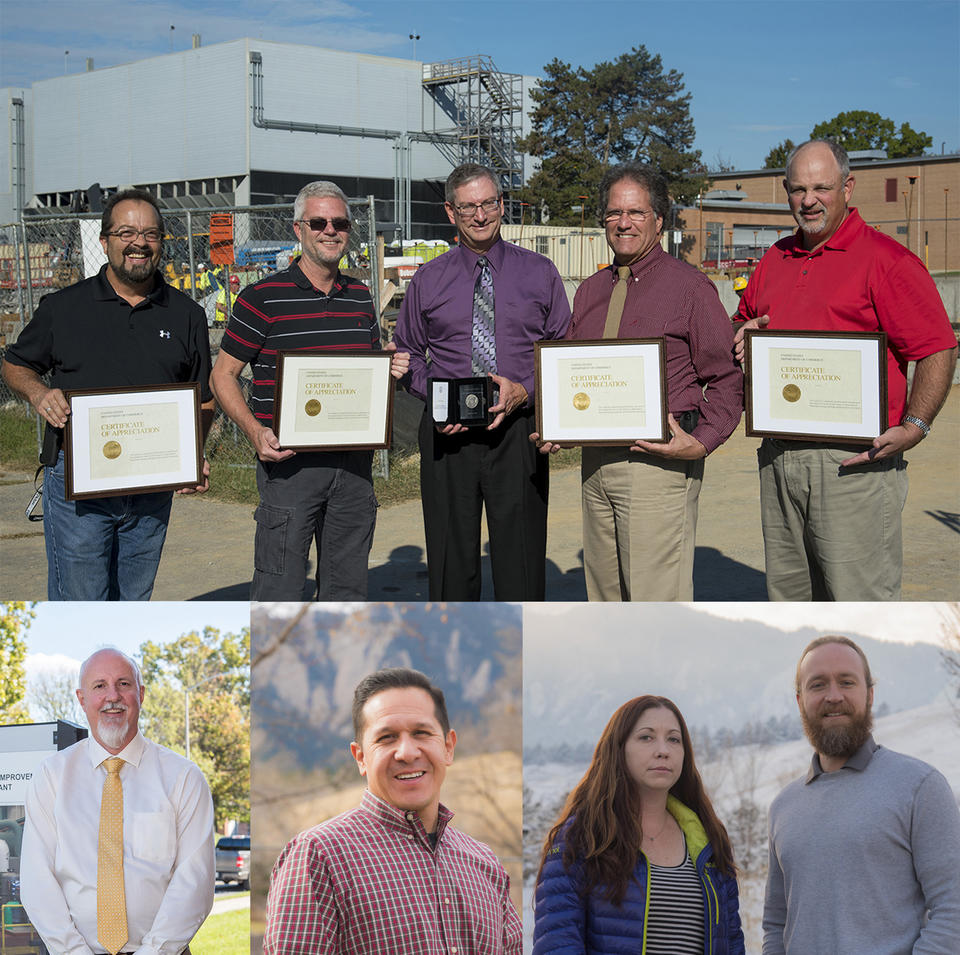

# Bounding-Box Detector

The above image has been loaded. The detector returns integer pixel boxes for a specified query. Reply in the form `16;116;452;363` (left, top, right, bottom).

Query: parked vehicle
215;835;250;889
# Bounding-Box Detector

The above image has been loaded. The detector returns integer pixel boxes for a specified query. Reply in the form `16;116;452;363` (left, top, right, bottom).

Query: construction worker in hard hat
730;275;749;321
214;274;241;327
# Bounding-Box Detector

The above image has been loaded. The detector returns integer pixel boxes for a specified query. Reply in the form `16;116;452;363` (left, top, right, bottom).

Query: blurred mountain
524;605;948;755
251;602;521;775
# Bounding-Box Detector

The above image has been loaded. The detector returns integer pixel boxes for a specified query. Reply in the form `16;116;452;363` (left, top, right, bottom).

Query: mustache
99;702;129;713
818;704;852;716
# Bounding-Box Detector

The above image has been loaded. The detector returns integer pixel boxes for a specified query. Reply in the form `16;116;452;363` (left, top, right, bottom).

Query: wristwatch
901;414;931;438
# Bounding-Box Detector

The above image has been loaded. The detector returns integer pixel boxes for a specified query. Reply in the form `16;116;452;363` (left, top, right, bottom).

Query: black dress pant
418;406;548;600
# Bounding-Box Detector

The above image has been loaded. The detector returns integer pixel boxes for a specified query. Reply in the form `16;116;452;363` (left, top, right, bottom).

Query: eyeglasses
451;198;501;219
603;209;656;224
103;228;163;243
298;217;351;233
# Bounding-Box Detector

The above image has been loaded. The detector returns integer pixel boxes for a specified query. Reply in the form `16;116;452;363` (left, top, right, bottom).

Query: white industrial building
1;37;539;238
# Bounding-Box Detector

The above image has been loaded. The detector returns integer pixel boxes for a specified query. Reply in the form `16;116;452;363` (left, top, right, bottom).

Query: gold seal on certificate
293;367;373;433
274;351;394;451
64;383;203;500
88;401;181;481
782;384;801;402
744;330;887;443
768;347;862;424
535;339;668;445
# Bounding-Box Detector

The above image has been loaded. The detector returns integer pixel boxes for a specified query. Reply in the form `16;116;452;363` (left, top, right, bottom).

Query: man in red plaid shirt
264;667;523;954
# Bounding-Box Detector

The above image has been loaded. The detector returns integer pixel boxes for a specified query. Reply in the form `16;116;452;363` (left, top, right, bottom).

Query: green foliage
764;138;796;169
808;110;932;159
0;602;34;723
138;626;250;828
519;47;707;225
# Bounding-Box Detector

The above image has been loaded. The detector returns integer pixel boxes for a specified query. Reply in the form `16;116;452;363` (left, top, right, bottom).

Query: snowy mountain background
522;604;959;954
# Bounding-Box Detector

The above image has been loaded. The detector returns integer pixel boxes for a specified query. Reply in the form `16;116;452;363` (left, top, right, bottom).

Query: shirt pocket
131;809;177;863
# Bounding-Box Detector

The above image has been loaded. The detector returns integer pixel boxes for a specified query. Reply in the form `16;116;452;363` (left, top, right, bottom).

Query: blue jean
44;452;173;600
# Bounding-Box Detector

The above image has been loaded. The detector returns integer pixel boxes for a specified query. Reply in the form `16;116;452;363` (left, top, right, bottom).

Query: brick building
675;152;958;273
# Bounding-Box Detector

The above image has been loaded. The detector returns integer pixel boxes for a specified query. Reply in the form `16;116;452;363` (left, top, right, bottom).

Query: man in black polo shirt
2;188;214;600
211;180;409;600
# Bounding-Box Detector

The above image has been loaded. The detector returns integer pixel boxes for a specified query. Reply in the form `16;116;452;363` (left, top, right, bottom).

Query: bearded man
762;636;960;954
1;188;214;600
20;647;215;954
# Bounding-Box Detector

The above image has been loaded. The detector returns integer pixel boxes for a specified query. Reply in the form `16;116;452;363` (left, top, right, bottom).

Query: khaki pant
581;447;703;601
758;438;908;601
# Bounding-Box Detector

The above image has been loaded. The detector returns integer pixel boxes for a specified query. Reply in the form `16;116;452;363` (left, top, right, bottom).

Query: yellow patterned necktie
603;265;633;338
97;757;128;955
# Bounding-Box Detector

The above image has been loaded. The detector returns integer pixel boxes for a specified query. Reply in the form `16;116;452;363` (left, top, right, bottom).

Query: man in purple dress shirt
542;162;742;600
394;163;571;600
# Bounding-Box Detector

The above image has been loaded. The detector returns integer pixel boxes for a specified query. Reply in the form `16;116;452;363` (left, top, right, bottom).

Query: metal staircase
422;56;524;221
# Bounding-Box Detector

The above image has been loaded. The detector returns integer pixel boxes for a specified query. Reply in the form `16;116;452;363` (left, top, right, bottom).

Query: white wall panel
32;41;250;192
249;42;454;181
29;39;537;197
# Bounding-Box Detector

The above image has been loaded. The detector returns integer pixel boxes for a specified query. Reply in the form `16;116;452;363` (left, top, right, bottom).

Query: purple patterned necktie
471;255;497;375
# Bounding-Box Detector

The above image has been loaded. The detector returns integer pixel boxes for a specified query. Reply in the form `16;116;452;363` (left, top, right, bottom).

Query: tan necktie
602;266;633;338
98;757;128;955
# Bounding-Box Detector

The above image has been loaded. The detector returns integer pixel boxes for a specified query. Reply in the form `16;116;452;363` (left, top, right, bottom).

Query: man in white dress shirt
20;647;215;955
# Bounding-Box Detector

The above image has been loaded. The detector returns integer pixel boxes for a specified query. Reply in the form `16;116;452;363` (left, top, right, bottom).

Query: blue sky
1;0;956;171
23;601;250;670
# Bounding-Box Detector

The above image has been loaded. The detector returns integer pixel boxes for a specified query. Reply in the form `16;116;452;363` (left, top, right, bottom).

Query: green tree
809;110;932;159
139;626;250;829
764;138;796;169
520;47;706;225
0;602;34;723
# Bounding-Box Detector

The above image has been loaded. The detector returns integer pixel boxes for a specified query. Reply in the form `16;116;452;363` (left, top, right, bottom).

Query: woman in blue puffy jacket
533;695;745;955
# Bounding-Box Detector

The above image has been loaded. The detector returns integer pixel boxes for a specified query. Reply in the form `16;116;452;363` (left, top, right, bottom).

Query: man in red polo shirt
734;139;957;600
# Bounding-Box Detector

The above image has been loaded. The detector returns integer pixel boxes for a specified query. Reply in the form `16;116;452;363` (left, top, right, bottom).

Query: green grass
0;407;41;473
0;408;583;507
191;904;250;955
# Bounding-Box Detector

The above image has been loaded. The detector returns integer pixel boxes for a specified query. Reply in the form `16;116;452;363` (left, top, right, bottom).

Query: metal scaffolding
422;56;524;221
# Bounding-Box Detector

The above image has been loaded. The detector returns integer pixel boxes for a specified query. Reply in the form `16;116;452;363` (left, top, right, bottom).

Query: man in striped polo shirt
211;181;408;600
264;667;522;954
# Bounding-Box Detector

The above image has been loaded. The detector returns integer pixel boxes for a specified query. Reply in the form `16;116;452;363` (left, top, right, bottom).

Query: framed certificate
64;383;202;500
274;351;394;451
535;339;668;445
744;330;887;443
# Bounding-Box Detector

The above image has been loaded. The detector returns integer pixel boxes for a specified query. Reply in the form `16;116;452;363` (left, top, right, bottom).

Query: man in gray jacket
763;636;960;954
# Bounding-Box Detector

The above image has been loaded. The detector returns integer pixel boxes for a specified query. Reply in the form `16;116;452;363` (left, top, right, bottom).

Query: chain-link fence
1;198;392;477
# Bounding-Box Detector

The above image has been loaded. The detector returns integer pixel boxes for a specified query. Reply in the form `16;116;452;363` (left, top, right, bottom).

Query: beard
93;707;133;750
109;244;159;284
801;702;873;761
794;208;827;235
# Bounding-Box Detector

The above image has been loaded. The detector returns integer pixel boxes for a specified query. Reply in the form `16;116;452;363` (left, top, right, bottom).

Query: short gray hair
785;139;851;184
444;163;501;205
78;647;143;691
293;181;351;223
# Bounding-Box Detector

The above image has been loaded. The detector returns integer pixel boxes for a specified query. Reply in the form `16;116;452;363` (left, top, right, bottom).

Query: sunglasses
298;217;351;233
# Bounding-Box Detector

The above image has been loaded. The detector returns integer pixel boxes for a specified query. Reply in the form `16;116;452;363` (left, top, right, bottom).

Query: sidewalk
2;386;957;601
